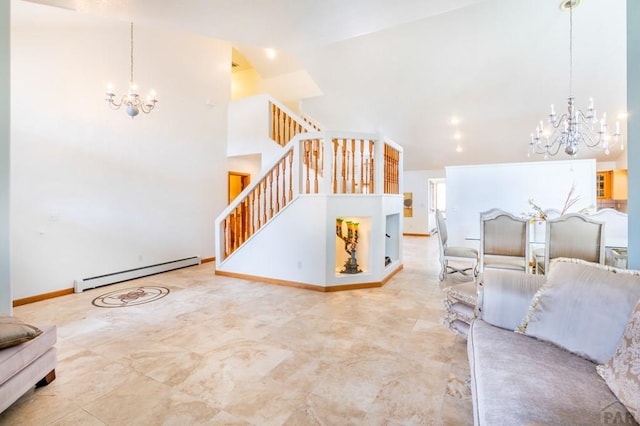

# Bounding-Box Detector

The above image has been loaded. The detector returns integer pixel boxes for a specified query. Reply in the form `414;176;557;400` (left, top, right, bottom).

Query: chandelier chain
568;2;574;96
130;22;134;85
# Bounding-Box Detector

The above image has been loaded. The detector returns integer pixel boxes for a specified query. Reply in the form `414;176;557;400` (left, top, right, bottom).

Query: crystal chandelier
528;0;622;158
105;23;158;118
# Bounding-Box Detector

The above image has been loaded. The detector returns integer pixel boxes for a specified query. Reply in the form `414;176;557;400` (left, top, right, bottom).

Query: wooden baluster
369;140;375;194
350;139;356;193
232;207;238;251
288;150;294;201
341;139;347;194
269;170;274;219
314;139;319;193
270;103;275;141
387;145;390;193
304;140;311;194
284;115;290;145
255;185;261;229
384;144;388;193
359;139;365;194
228;215;233;257
278;108;284;146
262;179;267;225
223;216;229;258
275;164;281;213
248;190;254;236
332;139;338;194
281;159;287;208
273;105;279;143
318;139;324;176
394;148;398;192
238;205;244;247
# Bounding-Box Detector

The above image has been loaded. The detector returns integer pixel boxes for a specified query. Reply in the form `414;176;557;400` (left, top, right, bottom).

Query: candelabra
336;218;362;274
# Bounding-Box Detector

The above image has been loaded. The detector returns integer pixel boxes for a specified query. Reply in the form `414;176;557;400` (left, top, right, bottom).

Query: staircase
215;95;404;291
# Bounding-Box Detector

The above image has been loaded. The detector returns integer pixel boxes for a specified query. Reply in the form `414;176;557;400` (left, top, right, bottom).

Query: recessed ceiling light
456;145;463;153
450;116;460;125
454;132;462;140
265;48;277;60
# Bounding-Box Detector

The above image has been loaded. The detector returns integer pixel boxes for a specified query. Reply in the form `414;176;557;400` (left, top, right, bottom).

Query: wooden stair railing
270;102;318;147
222;147;295;260
221;131;402;261
384;142;401;194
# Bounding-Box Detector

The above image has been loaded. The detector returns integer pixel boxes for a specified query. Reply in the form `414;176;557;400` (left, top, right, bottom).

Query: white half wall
445;159;596;247
10;2;231;299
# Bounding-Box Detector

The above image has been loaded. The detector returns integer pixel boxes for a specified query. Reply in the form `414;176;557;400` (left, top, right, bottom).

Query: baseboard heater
74;256;201;293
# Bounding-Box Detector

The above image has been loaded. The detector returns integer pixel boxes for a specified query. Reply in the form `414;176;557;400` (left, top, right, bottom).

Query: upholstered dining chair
435;210;478;281
532;208;562;272
479;209;530;273
537;213;605;275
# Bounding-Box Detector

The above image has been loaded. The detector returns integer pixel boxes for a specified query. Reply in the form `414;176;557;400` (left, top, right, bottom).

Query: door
228;172;251;204
228;172;251;248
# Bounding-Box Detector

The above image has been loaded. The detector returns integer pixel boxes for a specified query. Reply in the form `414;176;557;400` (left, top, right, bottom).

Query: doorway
428;178;446;233
228;172;251;204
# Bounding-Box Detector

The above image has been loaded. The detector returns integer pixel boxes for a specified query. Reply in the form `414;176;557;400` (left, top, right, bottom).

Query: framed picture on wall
404;192;413;217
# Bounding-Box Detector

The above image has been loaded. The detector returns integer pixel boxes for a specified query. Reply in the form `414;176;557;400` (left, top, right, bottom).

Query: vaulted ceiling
19;0;628;170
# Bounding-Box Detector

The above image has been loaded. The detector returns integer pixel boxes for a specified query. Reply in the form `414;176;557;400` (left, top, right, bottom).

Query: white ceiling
18;0;628;170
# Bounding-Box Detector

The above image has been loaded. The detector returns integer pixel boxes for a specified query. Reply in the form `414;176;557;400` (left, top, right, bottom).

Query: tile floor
1;236;474;425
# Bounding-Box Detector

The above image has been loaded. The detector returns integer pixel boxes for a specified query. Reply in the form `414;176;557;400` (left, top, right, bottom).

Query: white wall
0;1;10;314
403;169;444;235
445;159;596;246
11;2;232;299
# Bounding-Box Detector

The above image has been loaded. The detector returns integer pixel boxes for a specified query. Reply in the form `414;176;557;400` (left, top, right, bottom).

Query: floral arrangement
523;183;592;223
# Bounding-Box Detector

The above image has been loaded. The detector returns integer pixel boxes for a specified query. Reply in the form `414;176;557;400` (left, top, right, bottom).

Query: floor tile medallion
91;286;170;308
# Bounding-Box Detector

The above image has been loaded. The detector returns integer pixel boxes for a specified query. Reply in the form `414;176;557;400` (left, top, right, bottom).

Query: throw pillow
597;298;640;423
516;258;640;364
0;315;42;349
